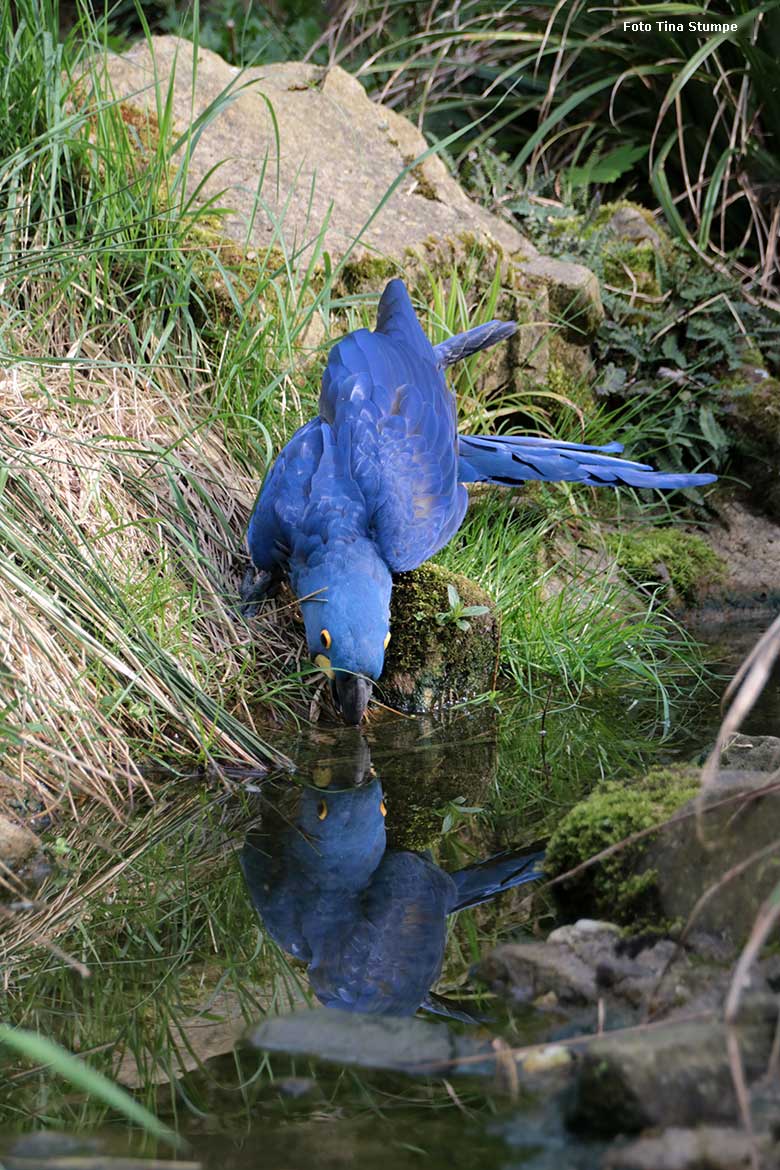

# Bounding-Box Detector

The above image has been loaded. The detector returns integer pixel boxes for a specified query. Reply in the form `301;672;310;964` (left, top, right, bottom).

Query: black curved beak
331;674;373;725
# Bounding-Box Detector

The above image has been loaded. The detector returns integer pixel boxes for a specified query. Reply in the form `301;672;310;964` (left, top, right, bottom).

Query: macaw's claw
239;565;279;618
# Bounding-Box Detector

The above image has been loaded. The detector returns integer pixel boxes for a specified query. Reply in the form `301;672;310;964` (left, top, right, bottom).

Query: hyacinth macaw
244;280;716;723
240;774;543;1018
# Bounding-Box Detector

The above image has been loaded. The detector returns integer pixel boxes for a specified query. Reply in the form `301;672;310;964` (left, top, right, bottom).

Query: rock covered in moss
643;759;780;946
379;563;499;715
610;527;725;606
545;765;701;927
719;370;780;520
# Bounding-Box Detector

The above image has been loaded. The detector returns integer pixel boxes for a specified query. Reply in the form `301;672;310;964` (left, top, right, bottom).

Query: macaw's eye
320;629;332;649
384;631;391;649
317;800;328;821
379;800;387;817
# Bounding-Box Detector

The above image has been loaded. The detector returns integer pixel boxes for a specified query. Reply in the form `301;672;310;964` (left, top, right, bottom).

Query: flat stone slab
97;37;533;268
245;1007;495;1075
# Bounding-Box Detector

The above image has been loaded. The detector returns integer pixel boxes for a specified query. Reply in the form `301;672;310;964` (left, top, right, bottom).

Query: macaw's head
297;561;393;725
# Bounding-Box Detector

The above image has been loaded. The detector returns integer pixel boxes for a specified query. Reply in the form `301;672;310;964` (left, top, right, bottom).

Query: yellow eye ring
384;631;391;649
317;800;328;821
320;629;332;650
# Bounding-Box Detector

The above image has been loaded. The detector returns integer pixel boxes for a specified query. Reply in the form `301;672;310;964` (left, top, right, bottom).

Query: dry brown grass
0;350;301;819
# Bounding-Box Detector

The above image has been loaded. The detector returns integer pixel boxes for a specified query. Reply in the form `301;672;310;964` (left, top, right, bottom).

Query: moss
546;765;701;928
546;333;595;408
601;239;661;300
337;253;401;296
408;162;440;202
380;563;499;714
610;528;725;605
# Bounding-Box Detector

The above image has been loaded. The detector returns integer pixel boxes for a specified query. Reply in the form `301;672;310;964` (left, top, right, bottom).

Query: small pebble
522;1045;572;1074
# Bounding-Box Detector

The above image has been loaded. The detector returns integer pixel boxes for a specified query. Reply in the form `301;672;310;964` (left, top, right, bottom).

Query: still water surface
1;618;778;1169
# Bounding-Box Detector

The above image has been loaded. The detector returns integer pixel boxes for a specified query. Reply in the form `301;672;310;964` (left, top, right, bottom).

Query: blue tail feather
450;848;545;913
434;320;517;368
458;433;717;491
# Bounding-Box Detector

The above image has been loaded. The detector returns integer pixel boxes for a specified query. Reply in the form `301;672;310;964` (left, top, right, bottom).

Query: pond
1;616;778;1170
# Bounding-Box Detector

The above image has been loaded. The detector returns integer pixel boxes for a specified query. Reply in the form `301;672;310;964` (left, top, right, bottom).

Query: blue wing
320;280;467;573
310;851;456;1016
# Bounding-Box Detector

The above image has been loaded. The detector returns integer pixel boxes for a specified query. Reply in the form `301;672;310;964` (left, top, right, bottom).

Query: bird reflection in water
240;737;543;1019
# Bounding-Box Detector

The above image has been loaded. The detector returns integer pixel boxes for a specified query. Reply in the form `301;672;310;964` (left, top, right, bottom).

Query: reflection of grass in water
1;784;308;1128
1;695;672;1133
1;774;522;1139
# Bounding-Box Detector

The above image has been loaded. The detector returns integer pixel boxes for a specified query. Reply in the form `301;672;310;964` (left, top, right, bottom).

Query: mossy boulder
379;563;499;715
719;373;780;520
545;766;701;928
520;254;604;343
610;527;725;606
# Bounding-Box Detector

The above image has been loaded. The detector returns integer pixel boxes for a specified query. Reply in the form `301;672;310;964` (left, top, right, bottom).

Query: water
1;617;778;1168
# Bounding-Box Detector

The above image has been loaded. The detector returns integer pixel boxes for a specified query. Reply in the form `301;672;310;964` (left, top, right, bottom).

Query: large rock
91;38;609;393
246;1007;495;1075
544;755;780;946
570;997;777;1135
643;759;780;946
97;37;532;271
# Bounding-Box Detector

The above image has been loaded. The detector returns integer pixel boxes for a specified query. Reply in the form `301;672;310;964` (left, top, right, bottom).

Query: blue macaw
240;774;543;1018
244;280;716;723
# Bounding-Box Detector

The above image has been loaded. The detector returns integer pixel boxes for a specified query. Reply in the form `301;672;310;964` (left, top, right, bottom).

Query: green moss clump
380;563;499;714
545;765;701;928
601;239;660;300
338;253;401;295
610;528;725;605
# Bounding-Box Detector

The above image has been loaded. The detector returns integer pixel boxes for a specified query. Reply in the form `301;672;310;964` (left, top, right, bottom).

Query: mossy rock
545;765;701;928
379;563;499;715
610;527;725;606
719;374;780;520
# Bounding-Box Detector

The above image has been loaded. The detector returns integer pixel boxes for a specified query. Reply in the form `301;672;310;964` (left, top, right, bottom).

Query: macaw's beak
331;674;373;725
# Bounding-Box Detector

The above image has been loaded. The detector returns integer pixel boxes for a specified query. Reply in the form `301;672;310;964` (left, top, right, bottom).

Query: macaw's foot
238;565;281;618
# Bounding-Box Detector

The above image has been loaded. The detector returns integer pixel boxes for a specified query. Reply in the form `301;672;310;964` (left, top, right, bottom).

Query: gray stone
479;939;600;1005
521;255;605;342
246;1007;495;1075
602;1126;774;1170
694;500;780;609
604;206;663;249
479;925;694;1015
721;734;780;774
643;768;780;946
570;997;777;1135
98;37;533;271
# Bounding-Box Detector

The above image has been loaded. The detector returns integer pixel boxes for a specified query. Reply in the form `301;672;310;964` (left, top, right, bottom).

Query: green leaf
0;1026;180;1146
698;404;729;451
460;605;490;618
568;144;649;189
446;583;460;609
